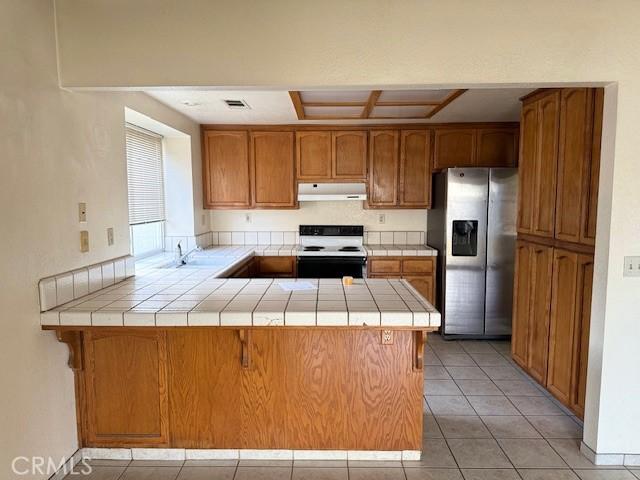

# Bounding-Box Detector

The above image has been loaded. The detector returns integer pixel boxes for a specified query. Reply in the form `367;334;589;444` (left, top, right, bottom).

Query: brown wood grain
582;88;603;245
256;256;296;277
476;128;519;167
368;130;399;206
203;131;251;208
517;103;538;234
571;254;593;418
332;131;367;179
296;131;332;180
399;129;431;207
250;131;296;208
433;128;477;169
511;240;532;369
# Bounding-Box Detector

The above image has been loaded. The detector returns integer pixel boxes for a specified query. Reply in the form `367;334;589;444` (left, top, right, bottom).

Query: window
125;124;165;257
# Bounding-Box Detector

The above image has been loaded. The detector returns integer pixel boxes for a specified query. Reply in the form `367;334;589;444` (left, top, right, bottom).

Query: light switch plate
107;227;114;246
80;230;89;252
623;256;640;277
78;202;87;222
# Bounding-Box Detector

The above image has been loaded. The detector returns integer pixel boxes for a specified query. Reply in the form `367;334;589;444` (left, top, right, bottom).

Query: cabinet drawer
368;259;401;274
402;259;433;274
257;256;296;276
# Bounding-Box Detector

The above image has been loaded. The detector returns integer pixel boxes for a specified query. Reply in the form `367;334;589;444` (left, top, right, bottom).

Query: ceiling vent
223;99;251;110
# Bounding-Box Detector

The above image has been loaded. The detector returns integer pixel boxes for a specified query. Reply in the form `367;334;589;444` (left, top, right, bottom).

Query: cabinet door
332;131;367;180
555;89;593;243
511;241;532;368
257;256;296;277
517;103;538;234
532;92;560;238
368;130;399;206
84;330;168;446
527;243;554;385
404;275;435;305
476;128;519;167
582;88;603;245
296;131;332;180
547;249;579;404
251;132;296;207
399;130;431;208
433;129;476;169
571;254;594;418
203;131;251;208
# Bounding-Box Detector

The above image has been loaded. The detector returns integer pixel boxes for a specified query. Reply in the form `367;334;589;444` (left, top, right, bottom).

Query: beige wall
210;203;426;232
0;2;201;478
51;0;640;457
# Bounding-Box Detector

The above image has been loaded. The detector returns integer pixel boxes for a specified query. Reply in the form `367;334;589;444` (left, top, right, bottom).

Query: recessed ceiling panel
300;90;370;103
378;89;454;103
370;105;432;118
304;106;364;117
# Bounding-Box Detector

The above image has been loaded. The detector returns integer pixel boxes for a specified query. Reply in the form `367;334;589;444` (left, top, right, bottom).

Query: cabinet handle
239;329;251;369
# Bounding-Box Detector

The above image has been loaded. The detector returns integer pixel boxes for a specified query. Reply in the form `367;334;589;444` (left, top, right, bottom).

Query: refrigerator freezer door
444;168;489;335
485;168;518;335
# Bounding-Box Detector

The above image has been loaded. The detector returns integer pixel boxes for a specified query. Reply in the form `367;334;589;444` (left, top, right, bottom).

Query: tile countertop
181;244;438;257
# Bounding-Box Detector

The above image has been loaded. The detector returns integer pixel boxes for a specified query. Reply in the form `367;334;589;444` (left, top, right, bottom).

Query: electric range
296;225;367;278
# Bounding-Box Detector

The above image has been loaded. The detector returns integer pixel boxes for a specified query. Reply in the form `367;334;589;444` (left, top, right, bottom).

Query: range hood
298;183;367;201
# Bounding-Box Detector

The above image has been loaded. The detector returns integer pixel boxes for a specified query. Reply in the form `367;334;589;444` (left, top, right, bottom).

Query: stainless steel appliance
296;225;366;278
427;168;518;338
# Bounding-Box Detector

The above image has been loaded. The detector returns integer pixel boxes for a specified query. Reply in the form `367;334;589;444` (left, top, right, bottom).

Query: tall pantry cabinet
512;88;603;418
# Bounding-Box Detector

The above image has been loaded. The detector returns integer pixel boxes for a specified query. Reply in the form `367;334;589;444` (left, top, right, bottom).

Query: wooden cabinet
251;131;296;208
476;128;519;167
255;256;296;277
433;129;476;169
332;131;367;179
547;250;594;414
296;131;367;181
368;256;436;305
510;240;553;384
84;330;168;446
582;88;603;245
399;130;432;208
296;131;332;180
203;131;251;208
517;103;538;234
368;130;399;206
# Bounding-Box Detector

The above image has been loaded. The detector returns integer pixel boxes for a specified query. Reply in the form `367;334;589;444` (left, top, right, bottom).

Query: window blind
126;125;165;225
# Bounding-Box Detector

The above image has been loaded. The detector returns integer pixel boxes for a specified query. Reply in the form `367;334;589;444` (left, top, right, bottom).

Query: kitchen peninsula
41;258;440;460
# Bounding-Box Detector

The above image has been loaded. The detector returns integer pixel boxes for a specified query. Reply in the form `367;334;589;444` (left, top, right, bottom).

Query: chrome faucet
176;241;201;266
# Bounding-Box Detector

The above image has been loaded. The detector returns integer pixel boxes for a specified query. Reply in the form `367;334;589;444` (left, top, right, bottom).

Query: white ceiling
146;88;534;125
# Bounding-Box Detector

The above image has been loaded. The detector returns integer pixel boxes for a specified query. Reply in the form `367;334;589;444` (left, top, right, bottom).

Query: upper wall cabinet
368;130;399;207
399;130;431;208
251;131;296;208
296;130;367;181
203;131;251;208
433;126;518;170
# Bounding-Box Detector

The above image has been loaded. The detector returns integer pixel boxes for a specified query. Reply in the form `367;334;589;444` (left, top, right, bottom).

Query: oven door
297;256;366;278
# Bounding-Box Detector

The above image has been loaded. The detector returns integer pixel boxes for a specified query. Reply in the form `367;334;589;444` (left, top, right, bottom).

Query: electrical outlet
381;330;394;345
107;227;114;246
623;256;640;277
80;230;89;252
378;214;386;224
245;213;252;224
78;203;87;222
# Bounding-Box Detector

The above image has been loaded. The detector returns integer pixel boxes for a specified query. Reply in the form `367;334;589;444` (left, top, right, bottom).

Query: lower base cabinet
78;328;425;450
227;256;296;278
511;239;593;418
367;257;437;305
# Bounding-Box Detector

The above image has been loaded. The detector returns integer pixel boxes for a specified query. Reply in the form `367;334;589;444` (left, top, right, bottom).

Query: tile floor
65;334;640;480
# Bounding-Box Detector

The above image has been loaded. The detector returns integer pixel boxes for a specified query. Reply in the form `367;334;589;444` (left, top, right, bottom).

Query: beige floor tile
481;366;526;381
489;341;512;354
466;396;520;416
573;471;637;480
184;460;238;467
405;439;457;468
85;460;130;467
432;343;466;354
293;461;347;468
348;467;405;480
518;469;580;480
629;470;640;480
481;415;542;438
461;469;521;480
446;367;489;380
426;396;476;416
425;350;443;366
348;461;402;468
436;415;492;439
177;466;236;480
495;380;546;396
509;396;567;416
234;466;292;480
425;365;453;380
64;466;126;480
455;380;503;396
526;415;583;439
405;467;464;479
129;460;184;467
547;439;625;470
459;341;498;354
497;439;568;468
470;353;510;367
238;460;292;467
446;438;512;468
292;466;348;480
424;414;445;439
426;380;464;395
121;466;183;480
437;353;476;367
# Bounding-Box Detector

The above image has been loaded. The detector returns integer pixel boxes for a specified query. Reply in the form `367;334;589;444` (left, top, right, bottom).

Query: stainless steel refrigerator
427;168;518;338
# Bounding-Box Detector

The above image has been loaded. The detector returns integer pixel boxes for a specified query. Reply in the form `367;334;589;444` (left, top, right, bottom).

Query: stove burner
339;246;360;252
303;246;325;251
